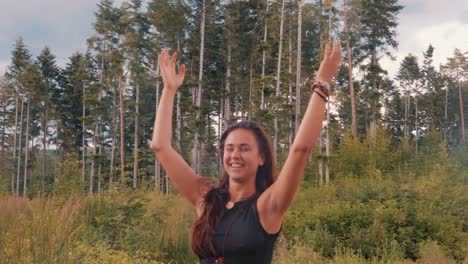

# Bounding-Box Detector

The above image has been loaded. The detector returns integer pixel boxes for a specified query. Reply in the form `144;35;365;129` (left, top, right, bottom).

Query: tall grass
0;196;83;264
0;171;466;264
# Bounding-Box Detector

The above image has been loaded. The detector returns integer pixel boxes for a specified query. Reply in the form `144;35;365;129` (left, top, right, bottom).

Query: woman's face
223;128;264;183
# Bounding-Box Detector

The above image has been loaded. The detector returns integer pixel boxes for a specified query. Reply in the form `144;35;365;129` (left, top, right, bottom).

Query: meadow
1;144;466;264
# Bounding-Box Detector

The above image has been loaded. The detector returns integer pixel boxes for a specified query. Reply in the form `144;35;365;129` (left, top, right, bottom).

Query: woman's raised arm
258;41;342;231
151;50;211;214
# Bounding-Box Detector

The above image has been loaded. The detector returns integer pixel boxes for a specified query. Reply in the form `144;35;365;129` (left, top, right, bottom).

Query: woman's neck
228;180;256;203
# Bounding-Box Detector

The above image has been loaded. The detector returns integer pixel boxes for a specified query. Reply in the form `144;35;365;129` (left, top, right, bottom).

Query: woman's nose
231;149;241;158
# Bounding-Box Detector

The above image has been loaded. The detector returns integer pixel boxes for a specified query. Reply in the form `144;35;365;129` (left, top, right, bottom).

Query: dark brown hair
190;120;277;257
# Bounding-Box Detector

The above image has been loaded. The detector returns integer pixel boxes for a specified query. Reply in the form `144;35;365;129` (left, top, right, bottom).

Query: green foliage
1;162;466;264
72;241;163;264
54;153;84;197
335;126;397;179
283;168;466;262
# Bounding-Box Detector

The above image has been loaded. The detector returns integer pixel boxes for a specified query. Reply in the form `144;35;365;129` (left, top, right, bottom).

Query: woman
151;40;342;264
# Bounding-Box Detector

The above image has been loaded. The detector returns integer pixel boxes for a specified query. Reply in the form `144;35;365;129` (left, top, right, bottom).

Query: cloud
0;0;144;76
0;0;103;75
380;0;468;77
1;0;467;79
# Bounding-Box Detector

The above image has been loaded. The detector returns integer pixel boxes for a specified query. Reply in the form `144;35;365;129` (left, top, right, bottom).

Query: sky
1;0;467;78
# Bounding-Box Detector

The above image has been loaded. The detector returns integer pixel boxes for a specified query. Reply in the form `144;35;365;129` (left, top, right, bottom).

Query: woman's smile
223;128;264;181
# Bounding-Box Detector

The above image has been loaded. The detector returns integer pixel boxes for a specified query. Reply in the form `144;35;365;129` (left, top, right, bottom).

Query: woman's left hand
316;40;342;83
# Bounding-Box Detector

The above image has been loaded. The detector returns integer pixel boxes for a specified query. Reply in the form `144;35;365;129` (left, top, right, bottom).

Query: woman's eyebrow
225;143;250;147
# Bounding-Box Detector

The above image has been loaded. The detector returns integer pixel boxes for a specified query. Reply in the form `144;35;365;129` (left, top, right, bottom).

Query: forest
0;0;467;263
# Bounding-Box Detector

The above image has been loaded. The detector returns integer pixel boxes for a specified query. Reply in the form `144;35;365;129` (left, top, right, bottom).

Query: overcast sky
1;0;467;78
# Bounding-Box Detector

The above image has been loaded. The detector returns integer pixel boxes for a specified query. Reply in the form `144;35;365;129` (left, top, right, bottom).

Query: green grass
1;174;466;263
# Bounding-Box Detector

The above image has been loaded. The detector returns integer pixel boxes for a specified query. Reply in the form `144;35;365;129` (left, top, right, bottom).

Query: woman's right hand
158;49;186;91
315;40;342;83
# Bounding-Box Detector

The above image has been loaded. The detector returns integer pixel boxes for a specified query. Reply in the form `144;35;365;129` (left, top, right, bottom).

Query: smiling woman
151;42;341;264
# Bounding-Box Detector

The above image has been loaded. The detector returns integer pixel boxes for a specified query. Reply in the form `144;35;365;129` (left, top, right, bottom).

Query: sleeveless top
199;196;281;264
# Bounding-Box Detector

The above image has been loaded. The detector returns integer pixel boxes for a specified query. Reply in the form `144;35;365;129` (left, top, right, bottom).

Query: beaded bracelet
314;90;328;102
311;80;331;102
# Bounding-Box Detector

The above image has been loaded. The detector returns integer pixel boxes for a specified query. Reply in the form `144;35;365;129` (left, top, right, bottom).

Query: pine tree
295;0;303;135
120;0;152;188
19;62;42;197
147;0;190;191
6;37;33;196
343;0;357;140
273;0;285;155
91;0;124;187
442;49;467;143
192;0;206;174
357;0;403;136
36;46;61;194
396;54;420;149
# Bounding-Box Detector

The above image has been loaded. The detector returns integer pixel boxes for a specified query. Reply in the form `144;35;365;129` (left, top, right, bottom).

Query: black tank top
199;196;280;264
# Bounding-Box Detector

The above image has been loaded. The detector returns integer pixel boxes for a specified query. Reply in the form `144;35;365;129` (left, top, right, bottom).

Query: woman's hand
158;49;186;91
316;40;342;83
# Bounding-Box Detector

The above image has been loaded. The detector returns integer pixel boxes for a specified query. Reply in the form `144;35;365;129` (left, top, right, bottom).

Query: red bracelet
311;80;330;98
314;90;328;102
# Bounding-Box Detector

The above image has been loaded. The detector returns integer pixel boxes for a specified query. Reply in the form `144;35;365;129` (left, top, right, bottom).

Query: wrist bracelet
314;90;328;102
311;80;330;101
311;80;330;94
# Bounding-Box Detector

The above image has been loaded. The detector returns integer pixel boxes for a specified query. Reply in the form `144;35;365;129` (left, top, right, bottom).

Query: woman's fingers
324;43;331;58
170;52;178;65
158;49;185;88
331;40;342;62
179;64;186;78
164;49;169;66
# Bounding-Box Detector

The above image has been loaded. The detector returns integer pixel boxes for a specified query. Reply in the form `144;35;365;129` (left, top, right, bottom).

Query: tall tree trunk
261;0;269;110
91;76;102;193
23;96;30;197
176;40;182;152
274;0;285;155
324;2;332;184
295;0;302;134
415;98;419;154
0;101;5;193
82;82;86;183
404;91;409;148
90;121;97;193
0;103;4;187
218;99;223;176
192;0;206;174
42;88;48;194
97;127;102;192
97;52;105;192
288;17;293;148
133;80;139;189
165;171;170;194
12;96;19;194
344;0;357;140
176;92;181;151
370;49;377;140
444;85;448;141
119;71;125;184
325;101;330;184
155;62;161;192
53;122;59;194
16;100;24;197
110;78;117;184
249;57;253;119
458;80;465;141
224;28;232;130
318;130;323;186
